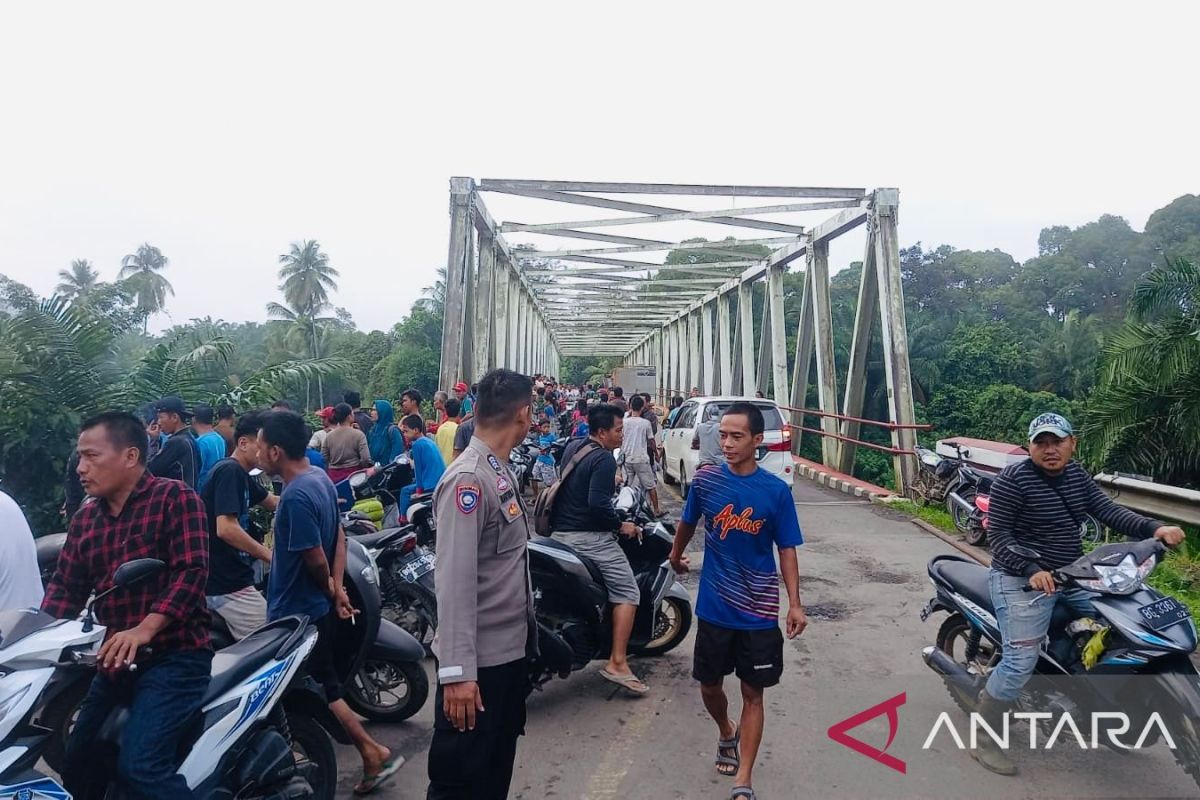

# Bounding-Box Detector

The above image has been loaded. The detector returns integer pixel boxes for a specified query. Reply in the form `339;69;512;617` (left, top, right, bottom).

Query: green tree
278;240;339;314
1083;258;1200;485
413;268;447;317
1145;195;1200;266
55;259;100;301
118;243;174;332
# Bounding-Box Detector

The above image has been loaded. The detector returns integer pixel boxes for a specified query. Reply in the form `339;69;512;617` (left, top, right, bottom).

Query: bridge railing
776;404;933;457
1093;473;1200;527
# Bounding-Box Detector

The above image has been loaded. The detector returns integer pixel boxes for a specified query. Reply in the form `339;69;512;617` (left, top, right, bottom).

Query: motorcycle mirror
113;558;167;588
1007;544;1042;560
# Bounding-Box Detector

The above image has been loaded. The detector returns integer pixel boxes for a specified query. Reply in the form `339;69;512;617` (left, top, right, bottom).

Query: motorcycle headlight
1077;554;1155;595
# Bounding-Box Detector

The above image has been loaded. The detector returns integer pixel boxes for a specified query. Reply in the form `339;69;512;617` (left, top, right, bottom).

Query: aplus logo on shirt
712;504;766;539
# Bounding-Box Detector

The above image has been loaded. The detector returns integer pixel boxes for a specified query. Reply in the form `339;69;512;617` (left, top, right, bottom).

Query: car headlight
1077;554;1155;595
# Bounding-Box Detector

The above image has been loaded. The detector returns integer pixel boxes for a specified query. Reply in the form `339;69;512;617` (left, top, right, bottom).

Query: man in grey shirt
452;416;476;460
429;369;537;800
696;404;725;468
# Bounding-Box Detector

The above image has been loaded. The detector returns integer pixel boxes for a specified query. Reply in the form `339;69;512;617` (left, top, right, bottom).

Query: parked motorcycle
910;443;967;508
351;526;438;653
339;455;415;528
921;540;1200;789
947;465;1105;549
527;485;693;687
3;558;340;799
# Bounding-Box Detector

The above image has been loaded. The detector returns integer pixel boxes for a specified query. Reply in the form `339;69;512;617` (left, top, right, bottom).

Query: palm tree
55;259;100;301
1083;257;1200;485
118;243;174;332
266;298;335;408
414;267;447;317
278;240;339;315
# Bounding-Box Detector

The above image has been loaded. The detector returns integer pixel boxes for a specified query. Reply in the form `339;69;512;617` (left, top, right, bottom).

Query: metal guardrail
1094;472;1200;527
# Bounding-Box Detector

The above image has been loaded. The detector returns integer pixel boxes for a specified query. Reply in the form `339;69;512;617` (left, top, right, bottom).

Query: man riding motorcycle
970;412;1186;776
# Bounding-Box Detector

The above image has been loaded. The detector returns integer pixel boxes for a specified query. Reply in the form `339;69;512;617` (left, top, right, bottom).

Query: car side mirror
113;558;167;588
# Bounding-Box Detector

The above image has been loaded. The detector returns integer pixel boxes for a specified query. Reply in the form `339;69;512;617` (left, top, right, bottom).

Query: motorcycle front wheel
344;659;429;722
287;711;338;800
639;596;694;657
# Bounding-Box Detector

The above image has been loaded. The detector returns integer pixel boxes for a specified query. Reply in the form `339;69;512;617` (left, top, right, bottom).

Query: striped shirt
988;460;1162;577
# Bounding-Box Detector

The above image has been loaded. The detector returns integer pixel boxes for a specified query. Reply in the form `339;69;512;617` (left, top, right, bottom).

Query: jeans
64;648;213;800
984;570;1098;702
399;483;420;518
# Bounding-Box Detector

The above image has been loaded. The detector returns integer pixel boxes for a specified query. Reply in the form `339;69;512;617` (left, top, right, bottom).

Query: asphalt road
339;478;1196;799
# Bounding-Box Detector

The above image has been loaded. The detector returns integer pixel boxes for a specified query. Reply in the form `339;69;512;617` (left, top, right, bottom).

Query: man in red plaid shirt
42;411;212;799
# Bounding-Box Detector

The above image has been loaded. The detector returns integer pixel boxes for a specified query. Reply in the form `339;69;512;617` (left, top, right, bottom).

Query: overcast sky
1;1;1196;334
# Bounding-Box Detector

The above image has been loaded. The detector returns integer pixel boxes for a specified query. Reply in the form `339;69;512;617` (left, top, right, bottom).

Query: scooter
527;485;693;687
339;455;414;529
1;558;340;799
350;526;438;654
920;539;1200;790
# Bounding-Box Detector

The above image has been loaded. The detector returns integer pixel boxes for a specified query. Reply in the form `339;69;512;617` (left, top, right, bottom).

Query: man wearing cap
454;382;474;419
967;412;1186;776
309;406;335;452
148;395;201;489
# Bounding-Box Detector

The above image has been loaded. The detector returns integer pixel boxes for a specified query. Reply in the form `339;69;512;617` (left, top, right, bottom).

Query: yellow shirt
435;420;459;465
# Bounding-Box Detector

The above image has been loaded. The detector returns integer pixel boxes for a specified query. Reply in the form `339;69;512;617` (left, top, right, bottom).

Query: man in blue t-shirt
257;410;402;794
398;413;446;523
669;402;808;800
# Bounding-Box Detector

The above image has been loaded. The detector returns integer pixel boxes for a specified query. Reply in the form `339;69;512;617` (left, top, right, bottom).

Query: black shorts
692;619;784;689
307;613;343;702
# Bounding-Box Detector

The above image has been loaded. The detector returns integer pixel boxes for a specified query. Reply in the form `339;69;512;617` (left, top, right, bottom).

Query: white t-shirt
0;490;45;610
621;415;655;464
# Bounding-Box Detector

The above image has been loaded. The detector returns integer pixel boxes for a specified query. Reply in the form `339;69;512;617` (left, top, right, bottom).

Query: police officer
428;368;537;800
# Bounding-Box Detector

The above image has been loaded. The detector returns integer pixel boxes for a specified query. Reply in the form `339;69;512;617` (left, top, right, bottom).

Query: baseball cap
454;382;469;392
155;395;192;419
192;403;214;425
316;406;335;420
1028;412;1073;441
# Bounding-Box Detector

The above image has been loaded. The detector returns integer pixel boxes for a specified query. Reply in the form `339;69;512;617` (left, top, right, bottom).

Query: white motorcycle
0;558;340;799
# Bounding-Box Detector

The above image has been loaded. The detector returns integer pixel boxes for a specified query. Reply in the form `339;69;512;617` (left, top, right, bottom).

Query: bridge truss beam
439;179;917;493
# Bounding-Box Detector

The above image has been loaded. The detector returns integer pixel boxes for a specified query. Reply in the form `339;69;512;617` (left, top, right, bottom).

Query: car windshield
0;609;61;652
708;402;784;430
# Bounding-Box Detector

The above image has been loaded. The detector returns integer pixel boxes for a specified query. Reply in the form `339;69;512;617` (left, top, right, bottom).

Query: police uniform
427;436;536;800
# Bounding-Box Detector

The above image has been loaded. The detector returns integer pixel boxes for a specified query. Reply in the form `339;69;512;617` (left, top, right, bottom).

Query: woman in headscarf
367;399;405;464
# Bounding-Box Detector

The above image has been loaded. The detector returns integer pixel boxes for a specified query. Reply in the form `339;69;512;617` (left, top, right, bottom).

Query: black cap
156;395;192;419
193;403;214;425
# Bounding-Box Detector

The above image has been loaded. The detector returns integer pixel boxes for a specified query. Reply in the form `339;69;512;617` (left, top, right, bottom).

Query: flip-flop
731;787;757;799
599;668;649;695
716;723;740;776
353;755;405;795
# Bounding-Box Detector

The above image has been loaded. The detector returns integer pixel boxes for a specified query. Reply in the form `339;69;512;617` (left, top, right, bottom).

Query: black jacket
549;438;621;532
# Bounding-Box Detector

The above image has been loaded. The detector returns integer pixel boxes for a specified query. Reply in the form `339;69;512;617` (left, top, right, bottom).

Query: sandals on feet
599;668;649;695
353;755;405;795
716;724;740;776
731;788;757;799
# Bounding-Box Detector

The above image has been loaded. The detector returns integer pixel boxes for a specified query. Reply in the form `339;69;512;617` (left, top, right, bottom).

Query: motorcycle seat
931;557;1073;634
352;527;413;551
203;618;305;705
538;537;608;589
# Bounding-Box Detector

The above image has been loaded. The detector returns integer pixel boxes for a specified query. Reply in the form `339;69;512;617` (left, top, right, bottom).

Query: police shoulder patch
487;454;503;473
456;484;481;514
496;475;511;493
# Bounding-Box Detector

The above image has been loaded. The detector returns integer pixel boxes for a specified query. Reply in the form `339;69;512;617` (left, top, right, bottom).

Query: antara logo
827;692;907;774
712;504;765;540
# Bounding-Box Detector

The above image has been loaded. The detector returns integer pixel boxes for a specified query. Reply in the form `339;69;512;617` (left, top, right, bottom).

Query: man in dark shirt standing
148;395;200;488
202;410;276;639
970;412;1185;776
345;389;374;437
43;411;212;799
258;410;401;794
550;403;647;695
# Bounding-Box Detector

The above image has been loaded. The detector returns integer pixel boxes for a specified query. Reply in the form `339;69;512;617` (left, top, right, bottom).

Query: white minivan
662;396;795;497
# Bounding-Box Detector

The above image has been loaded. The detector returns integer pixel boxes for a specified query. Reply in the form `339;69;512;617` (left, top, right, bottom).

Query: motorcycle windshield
0;609;61;652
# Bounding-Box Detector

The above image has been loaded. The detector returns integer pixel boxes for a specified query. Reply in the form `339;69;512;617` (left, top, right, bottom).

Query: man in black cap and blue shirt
148;395;201;489
968;412;1186;776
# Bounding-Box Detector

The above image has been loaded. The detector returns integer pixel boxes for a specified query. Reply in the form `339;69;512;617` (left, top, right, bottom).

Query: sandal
599;668;649;695
731;788;757;799
353;755;405;795
716;723;740;776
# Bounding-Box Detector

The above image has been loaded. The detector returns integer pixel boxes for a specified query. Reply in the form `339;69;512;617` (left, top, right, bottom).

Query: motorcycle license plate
1138;596;1190;631
400;551;436;582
